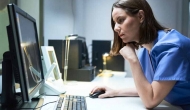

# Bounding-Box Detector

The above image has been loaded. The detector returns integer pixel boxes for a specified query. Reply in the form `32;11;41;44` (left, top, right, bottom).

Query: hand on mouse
90;86;117;98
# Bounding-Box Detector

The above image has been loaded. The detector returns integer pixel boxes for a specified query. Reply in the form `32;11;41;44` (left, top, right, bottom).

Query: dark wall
92;40;124;72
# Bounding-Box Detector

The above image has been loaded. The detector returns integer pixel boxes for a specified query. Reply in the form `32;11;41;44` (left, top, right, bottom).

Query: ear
138;10;144;23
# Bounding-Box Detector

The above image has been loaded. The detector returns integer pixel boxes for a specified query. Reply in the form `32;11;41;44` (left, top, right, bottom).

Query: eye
117;18;124;24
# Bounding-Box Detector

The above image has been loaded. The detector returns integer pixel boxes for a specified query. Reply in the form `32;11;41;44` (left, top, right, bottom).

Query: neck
142;42;154;54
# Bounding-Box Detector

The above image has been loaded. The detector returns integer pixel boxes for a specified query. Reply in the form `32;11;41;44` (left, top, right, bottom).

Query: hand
90;86;117;98
119;43;138;62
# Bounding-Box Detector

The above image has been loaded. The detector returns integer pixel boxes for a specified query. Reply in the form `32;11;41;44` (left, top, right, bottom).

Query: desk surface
41;71;182;110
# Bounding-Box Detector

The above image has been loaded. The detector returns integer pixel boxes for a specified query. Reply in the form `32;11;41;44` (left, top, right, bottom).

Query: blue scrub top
138;29;190;105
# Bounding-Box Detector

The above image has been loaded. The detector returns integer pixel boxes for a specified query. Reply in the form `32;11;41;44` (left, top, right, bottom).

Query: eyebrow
114;16;122;23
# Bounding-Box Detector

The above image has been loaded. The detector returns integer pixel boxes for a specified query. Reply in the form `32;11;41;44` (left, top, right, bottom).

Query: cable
20;100;57;110
20;93;65;109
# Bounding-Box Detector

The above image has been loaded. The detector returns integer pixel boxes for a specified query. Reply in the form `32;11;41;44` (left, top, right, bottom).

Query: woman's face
112;7;142;43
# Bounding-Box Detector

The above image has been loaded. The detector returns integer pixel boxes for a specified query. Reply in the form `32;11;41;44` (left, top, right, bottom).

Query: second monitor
40;46;66;95
49;39;87;70
48;38;95;81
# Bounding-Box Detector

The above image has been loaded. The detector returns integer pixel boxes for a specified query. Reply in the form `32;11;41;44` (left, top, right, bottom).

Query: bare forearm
115;88;139;97
129;59;158;108
119;45;176;108
128;59;176;109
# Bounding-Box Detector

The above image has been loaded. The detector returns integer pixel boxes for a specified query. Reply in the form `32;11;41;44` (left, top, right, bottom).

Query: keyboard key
68;100;73;109
56;108;61;110
57;103;62;108
56;95;87;110
59;98;64;103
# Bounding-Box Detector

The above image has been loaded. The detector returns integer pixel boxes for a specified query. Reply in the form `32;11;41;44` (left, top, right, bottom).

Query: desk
41;71;182;110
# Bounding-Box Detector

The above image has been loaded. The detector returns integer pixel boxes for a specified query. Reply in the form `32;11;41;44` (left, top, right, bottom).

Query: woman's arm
91;86;138;98
129;59;176;108
114;87;139;97
120;44;176;109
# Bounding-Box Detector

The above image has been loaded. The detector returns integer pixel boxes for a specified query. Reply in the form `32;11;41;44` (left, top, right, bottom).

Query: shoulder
151;29;190;57
156;29;190;47
157;29;180;42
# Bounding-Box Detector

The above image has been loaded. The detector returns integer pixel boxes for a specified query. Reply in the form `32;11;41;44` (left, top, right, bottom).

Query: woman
91;0;190;109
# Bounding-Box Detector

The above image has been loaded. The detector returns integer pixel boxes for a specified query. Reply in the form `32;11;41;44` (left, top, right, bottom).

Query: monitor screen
3;3;44;107
16;12;43;94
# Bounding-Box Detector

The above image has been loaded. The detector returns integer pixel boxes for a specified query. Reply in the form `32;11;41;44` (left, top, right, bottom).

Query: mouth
119;34;124;38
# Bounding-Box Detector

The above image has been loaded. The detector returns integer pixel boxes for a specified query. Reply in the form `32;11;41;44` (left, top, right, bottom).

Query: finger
91;86;105;94
90;86;99;93
98;93;107;98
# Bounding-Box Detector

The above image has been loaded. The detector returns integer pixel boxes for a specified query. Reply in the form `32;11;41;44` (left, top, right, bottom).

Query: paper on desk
86;97;146;110
86;97;182;110
64;81;96;96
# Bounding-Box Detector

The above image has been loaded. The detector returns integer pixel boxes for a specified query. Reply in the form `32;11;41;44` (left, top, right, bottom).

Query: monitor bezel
7;3;45;102
41;46;61;80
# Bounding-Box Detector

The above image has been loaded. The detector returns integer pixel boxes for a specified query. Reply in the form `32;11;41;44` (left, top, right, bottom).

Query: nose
114;23;120;34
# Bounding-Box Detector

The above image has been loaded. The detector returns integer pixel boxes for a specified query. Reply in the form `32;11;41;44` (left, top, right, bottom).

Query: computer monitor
41;46;61;80
75;36;90;66
1;3;45;109
48;37;90;70
40;46;65;95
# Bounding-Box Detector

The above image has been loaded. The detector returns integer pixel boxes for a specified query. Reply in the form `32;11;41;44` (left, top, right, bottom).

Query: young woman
91;0;190;109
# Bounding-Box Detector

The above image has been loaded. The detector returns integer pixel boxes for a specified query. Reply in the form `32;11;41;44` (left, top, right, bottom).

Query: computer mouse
89;90;105;98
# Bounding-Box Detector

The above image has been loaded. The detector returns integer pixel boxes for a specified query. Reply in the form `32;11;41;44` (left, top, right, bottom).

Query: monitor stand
39;56;66;95
0;51;44;110
1;51;18;108
39;78;66;95
18;98;44;110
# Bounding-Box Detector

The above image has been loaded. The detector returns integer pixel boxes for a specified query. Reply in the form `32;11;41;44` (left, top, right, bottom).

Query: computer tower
92;40;111;71
48;40;84;70
66;66;96;81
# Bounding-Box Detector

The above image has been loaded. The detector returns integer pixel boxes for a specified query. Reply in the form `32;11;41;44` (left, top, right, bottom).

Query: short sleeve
151;44;190;81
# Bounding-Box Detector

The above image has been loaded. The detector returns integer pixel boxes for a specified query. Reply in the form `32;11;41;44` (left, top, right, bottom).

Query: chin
122;39;130;43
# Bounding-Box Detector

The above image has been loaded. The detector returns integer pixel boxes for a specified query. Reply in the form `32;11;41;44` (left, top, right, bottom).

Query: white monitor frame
40;46;65;95
41;46;61;80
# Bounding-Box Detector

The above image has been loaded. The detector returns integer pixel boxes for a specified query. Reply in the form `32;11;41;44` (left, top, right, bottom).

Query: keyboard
56;95;87;110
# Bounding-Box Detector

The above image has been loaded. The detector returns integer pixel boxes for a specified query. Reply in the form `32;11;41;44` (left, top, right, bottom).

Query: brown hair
110;0;166;56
